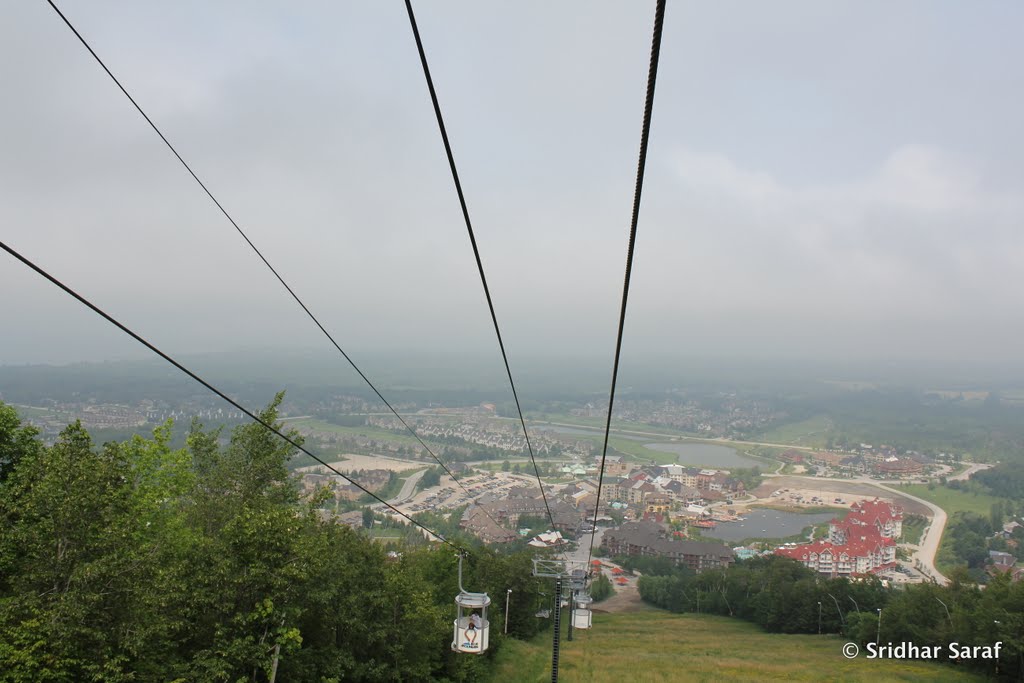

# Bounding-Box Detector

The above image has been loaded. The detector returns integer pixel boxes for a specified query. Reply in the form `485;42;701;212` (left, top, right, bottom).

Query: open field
488;611;983;683
293;418;427;446
527;413;695;438
608;436;679;464
536;424;758;468
298;453;424;473
897;484;1007;576
898;484;1004;517
745;502;846;516
756;414;833;448
10;403;57;419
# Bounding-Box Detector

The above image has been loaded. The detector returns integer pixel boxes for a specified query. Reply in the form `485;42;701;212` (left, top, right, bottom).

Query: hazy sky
3;1;1023;375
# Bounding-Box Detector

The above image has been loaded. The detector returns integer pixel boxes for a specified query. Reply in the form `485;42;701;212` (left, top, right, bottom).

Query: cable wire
404;0;556;530
587;0;667;569
0;239;464;553
44;0;506;532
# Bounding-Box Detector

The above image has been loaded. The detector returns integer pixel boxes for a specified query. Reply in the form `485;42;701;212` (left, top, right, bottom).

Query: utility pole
505;589;512;635
827;593;845;632
818;601;822;635
935;597;952;628
876;608;882;645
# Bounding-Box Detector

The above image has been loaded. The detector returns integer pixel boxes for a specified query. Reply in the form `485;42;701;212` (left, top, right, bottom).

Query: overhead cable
44;0;504;530
588;0;667;569
0;239;464;553
404;0;556;530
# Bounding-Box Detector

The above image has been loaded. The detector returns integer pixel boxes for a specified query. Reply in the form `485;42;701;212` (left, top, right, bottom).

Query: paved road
948;462;992;482
872;481;948;585
567;528;605;567
388;468;426;505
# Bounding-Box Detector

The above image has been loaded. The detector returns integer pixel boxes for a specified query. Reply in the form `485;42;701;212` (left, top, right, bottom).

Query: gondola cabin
572;593;593;630
452;591;490;654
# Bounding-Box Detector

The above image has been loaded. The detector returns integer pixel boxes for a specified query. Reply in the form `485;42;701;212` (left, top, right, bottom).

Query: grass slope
488;611;983;683
899;484;1003;517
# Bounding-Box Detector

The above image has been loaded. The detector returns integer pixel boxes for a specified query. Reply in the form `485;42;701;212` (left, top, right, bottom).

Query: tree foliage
0;399;544;682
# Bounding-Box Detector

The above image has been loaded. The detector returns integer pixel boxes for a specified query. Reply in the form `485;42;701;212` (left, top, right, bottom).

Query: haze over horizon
3;2;1023;376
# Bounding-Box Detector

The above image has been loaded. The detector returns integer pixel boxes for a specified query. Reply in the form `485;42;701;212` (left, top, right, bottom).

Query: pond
702;509;836;542
643;442;761;468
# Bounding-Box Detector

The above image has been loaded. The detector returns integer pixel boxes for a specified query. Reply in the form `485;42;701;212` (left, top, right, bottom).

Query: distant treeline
973;462;1024;499
0;399;549;682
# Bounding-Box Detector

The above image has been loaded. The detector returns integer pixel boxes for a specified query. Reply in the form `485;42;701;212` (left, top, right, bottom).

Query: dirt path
592;580;648;613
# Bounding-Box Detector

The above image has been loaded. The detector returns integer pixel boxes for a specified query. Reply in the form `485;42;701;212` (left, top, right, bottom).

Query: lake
643;442;761;468
702;509;836;542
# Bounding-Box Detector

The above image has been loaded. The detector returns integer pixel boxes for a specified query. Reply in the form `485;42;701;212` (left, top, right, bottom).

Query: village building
873;456;924;476
459;505;519;544
601;455;631;477
774;499;902;576
458;487;580;542
644;496;672;515
300;470;392;503
603;520;734;573
834;499;904;541
528;531;567;548
809;451;848;468
662;480;703;505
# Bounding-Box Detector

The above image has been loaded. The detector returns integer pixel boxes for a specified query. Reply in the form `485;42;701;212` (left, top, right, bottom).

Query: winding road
388;468;427;505
873;481;948;585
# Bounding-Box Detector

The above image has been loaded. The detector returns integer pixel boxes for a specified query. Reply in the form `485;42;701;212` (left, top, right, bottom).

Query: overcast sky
2;1;1023;379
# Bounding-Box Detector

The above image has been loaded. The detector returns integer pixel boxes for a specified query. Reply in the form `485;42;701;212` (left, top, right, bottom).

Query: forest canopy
0;399;544;682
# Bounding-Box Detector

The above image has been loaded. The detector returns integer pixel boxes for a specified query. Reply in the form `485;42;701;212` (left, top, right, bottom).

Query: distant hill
488;610;984;682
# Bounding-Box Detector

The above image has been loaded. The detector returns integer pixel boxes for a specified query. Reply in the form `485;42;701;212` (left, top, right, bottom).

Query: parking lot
398;470;540;515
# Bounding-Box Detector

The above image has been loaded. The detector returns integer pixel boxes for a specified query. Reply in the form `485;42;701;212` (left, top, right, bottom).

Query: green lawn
608;437;678;464
293;418;427;448
899;484;1004;517
900;514;927;546
487;611;983;682
898;484;1007;575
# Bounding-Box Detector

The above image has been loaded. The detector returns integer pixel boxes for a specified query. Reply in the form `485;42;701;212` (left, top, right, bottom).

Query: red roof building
774;499;902;577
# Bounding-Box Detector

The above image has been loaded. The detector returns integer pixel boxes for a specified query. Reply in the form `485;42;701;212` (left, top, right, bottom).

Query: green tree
0;402;41;484
0;420;191;680
420;466;443;489
991;501;1004;531
591;573;614;602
